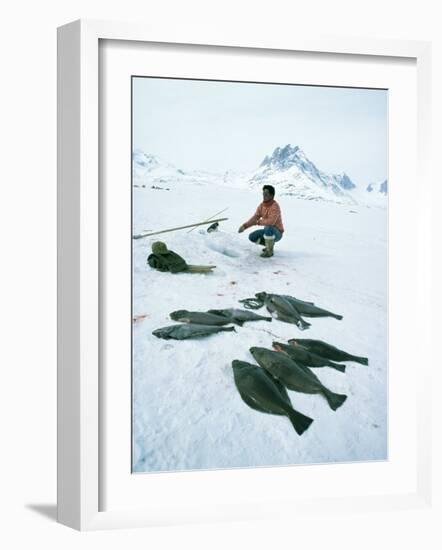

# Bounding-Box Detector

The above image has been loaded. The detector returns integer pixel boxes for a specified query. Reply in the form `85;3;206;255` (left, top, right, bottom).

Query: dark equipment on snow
207;222;219;233
147;241;216;274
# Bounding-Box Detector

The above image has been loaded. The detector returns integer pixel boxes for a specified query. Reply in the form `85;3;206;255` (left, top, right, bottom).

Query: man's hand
238;225;245;233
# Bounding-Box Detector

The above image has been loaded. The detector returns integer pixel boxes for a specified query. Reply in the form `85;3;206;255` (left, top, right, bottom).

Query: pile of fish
152;308;272;340
239;291;343;330
150;291;369;438
232;339;369;435
152;292;343;339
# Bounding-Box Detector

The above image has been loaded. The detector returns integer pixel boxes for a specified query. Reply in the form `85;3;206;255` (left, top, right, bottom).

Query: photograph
131;76;388;473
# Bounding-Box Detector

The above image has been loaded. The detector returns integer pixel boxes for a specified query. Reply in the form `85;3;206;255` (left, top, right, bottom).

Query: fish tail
323;389;347;411
329;362;346;373
298;319;311;331
287;408;314;435
333;314;343;320
353;356;369;365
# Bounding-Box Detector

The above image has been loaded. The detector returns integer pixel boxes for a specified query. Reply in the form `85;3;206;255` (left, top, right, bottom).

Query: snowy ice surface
132;180;387;473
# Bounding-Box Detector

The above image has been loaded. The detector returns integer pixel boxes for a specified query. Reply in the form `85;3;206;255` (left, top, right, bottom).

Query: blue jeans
249;225;283;244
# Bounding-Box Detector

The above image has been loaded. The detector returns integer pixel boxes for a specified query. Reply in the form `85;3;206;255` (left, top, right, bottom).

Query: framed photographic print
57;19;432;530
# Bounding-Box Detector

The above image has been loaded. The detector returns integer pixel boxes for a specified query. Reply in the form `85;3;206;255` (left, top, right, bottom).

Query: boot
260;235;275;258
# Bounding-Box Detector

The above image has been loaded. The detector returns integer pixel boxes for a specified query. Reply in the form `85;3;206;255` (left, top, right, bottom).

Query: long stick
132;217;229;240
186;207;228;233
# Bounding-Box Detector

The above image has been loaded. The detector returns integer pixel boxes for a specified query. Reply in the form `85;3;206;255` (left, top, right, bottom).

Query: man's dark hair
263;185;275;197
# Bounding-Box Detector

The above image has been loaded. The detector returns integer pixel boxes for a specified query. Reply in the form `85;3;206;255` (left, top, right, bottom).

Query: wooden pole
132;217;229;240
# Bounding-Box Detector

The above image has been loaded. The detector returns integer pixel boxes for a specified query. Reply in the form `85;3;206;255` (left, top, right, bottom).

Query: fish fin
355;356;369;365
207;309;227;317
323;389;347;411
263;371;291;406
277;313;308;327
287;409;314;435
334;314;343;320
330;363;346;373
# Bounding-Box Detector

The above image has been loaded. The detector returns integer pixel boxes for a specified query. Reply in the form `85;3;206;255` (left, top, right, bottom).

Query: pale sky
132;76;388;187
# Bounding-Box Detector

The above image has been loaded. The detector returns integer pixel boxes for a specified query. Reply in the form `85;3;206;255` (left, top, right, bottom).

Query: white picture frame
57;19;432;531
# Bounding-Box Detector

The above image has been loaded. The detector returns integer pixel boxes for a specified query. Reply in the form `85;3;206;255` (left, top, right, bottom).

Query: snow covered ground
132;180;387;473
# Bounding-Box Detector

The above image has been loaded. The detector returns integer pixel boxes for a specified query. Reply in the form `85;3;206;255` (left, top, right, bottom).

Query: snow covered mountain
366;180;388;195
132;149;184;181
133;145;387;205
249;144;357;203
132;149;218;188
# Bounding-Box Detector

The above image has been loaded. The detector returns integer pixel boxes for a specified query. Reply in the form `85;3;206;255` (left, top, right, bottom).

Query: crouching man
238;185;284;258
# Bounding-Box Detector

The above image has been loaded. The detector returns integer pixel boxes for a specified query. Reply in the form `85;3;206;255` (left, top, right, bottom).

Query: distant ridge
249;144;357;203
367;179;388;195
132;145;386;205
